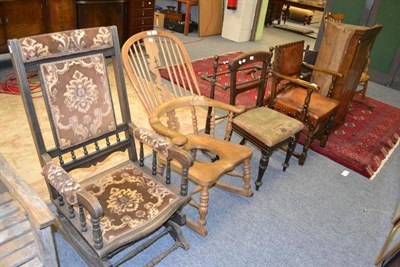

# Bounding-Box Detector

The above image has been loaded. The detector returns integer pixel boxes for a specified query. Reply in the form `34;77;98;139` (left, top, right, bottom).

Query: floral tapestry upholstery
39;54;116;150
42;161;82;205
84;162;179;241
18;27;113;63
133;127;173;157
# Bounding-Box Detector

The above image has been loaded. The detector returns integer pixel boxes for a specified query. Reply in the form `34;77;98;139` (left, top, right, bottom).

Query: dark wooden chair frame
8;26;194;266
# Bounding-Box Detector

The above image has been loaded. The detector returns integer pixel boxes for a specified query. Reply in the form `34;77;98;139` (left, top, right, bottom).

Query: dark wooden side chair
204;51;304;190
8;26;194;266
269;40;340;165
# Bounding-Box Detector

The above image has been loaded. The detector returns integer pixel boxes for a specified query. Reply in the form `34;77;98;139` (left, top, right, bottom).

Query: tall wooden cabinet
44;0;77;33
0;0;154;52
76;0;128;43
128;0;155;37
0;0;45;53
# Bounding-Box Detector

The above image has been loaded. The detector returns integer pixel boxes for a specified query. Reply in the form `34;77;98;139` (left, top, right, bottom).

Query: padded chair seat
82;161;189;258
275;87;339;125
233;107;304;147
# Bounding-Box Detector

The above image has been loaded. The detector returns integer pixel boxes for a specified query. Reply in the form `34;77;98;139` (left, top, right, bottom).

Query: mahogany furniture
9;26;192;266
176;0;199;36
0;0;153;52
202;51;304;190
122;30;254;236
0;154;58;266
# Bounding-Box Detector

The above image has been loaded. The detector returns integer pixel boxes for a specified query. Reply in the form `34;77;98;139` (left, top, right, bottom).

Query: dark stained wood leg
255;150;270;190
283;134;298;171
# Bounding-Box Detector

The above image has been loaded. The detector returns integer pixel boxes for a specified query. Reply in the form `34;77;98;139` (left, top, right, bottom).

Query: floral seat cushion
83;162;179;241
39;53;116;149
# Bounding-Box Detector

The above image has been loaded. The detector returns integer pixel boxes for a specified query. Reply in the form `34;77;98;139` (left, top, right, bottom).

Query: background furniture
0;153;58;267
266;0;325;25
122;30;254;236
9;26;192;266
205;51;304;190
0;0;154;52
176;0;198;36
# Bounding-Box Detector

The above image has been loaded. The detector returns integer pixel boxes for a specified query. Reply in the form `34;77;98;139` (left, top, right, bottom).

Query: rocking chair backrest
8;26;136;171
121;30;202;115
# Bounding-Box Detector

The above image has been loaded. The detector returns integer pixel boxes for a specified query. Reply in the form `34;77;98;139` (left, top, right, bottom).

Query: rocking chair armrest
272;71;320;92
42;161;82;206
77;189;103;219
0;154;55;230
302;62;344;78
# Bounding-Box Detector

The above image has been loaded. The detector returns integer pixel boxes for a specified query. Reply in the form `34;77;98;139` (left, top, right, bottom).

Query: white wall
221;0;258;42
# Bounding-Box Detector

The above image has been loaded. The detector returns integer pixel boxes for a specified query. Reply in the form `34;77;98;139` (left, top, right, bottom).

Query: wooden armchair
8;26;194;266
324;12;370;103
0;153;58;266
202;51;304;190
270;22;382;164
122;30;254;236
148;95;253;236
269;40;340;165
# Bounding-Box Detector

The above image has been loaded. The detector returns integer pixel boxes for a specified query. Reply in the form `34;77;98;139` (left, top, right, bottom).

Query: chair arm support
0;154;55;230
272;71;320;91
302;62;344;78
148;120;189;147
42;161;82;206
191;95;246;114
77;189;103;219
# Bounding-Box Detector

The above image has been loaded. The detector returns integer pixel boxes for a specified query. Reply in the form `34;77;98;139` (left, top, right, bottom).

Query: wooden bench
0;154;58;267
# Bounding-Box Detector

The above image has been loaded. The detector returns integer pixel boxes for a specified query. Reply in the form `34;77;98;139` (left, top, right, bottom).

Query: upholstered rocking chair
8;26;194;266
122;30;254;236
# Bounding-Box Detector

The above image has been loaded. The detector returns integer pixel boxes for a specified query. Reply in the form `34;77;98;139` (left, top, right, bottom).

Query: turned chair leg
255;150;271;191
186;186;209;237
283;134;298;171
243;158;253;195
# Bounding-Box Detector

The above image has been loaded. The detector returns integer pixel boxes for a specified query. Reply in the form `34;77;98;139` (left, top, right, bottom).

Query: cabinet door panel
45;0;77;32
76;2;127;43
2;0;44;39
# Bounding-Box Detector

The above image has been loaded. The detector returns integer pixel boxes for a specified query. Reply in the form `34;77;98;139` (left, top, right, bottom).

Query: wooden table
266;0;325;25
176;0;199;36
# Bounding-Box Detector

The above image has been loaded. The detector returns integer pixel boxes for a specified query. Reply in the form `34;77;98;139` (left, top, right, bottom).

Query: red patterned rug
160;52;400;179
